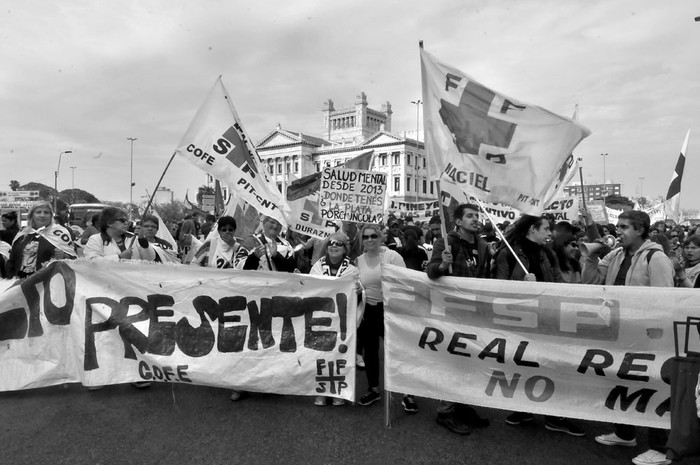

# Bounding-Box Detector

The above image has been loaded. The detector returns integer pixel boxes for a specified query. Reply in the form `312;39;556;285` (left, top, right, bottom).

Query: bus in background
68;203;110;228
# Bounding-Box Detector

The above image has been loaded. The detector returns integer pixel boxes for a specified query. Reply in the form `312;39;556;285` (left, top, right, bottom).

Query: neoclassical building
255;92;434;203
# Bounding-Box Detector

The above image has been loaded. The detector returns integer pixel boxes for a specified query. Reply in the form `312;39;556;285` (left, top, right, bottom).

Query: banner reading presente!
0;260;357;401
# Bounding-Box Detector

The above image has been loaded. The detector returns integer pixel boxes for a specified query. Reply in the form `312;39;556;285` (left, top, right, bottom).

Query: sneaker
402;395;418;413
631;449;671;465
457;405;490;428
436;413;472;435
131;381;151;389
358;390;380;406
505;411;534;426
332;398;346;406
356;354;365;369
544;417;585;437
314;396;328;406
594;432;637;447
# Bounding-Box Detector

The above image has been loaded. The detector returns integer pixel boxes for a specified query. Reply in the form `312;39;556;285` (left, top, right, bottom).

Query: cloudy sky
2;1;699;210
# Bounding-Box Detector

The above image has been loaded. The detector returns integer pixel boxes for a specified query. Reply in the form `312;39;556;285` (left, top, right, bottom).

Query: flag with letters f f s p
420;48;591;215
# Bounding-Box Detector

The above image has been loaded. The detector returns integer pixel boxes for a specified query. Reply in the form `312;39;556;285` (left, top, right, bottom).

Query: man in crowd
583;210;674;465
426;203;491;435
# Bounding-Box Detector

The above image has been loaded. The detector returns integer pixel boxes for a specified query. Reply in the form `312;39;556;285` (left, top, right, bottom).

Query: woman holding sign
6;201;76;278
309;231;363;407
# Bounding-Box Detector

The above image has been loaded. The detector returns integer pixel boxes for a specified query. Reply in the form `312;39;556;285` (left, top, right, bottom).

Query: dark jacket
426;231;490;279
494;241;564;283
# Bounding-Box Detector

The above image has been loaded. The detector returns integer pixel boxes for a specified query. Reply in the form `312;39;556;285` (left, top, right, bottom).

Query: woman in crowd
6;201;76;278
131;214;179;263
309;231;362;407
190;216;241;268
553;232;581;284
0;211;20;244
84;206;134;261
674;235;700;287
355;224;408;408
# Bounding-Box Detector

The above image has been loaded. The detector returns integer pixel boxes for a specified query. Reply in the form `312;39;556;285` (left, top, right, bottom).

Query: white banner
0;261;357;400
319;167;386;224
383;265;693;428
0;190;39;208
386;199;441;223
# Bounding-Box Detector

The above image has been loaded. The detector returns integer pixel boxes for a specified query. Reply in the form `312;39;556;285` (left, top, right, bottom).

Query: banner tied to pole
420;48;591;215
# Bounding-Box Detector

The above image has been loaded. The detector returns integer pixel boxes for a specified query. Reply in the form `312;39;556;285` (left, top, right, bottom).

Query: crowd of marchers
1;201;698;465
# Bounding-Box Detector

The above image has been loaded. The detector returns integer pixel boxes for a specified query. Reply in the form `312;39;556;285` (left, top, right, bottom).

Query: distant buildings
254;92;432;203
564;182;621;204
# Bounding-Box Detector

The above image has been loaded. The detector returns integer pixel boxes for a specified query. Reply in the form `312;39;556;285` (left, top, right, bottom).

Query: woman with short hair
132;214;178;263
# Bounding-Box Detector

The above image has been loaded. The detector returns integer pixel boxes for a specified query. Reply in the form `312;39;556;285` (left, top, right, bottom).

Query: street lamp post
127;137;137;208
410;99;422;203
55;150;73;212
600;152;608;198
639;177;644;198
70;166;77;203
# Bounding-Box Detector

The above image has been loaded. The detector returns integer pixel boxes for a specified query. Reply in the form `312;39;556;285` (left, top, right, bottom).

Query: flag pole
473;197;529;275
127;152;177;248
435;180;453;274
578;162;587;211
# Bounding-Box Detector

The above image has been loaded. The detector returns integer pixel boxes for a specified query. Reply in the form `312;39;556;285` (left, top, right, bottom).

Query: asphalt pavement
2;373;698;465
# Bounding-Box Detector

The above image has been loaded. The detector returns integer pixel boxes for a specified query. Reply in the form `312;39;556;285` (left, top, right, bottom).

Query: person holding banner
84;207;135;262
190;216;241;268
237;215;297;273
131;214;179;264
6;201;77;278
310;231;363;407
582;210;674;465
355;224;407;408
426;203;491;435
494;215;585;437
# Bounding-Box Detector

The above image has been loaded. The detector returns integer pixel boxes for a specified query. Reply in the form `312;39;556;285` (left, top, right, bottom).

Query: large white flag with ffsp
175;77;290;224
420;48;591;215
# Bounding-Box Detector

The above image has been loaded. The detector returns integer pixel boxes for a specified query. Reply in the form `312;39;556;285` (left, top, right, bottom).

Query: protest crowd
1;198;699;465
2;51;700;465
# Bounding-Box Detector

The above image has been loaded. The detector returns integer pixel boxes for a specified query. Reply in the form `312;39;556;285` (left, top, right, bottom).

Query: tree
9;180;20;191
59;189;100;205
153;200;187;226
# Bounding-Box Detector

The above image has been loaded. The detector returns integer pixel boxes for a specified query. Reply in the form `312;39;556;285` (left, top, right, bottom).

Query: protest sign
319;167;386;224
587;202;608;224
382;264;694;428
386;199;440;223
0;260;357;401
0;191;39;209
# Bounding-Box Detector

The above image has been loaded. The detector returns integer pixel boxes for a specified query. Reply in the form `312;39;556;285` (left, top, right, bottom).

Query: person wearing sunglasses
190;216;241;268
6;200;77;278
355;224;406;407
131;214;179;264
309;232;363;407
84;206;135;261
553;233;582;284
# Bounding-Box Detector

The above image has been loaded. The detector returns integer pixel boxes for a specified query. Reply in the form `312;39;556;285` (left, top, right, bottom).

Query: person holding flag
131;214;179;264
6;200;76;278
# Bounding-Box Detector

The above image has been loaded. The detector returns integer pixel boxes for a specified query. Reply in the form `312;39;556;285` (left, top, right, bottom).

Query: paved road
1;376;696;465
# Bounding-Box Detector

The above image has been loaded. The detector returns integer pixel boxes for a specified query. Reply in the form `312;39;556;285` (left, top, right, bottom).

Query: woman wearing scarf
131;214;179;264
190;216;241;268
84;207;134;261
6;201;76;278
309;231;363;407
674;235;700;287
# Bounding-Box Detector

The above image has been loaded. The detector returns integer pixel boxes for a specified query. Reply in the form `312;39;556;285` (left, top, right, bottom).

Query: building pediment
257;129;328;149
361;131;406;146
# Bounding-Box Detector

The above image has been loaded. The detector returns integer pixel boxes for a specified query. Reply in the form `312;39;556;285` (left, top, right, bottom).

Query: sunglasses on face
328;240;346;247
115;218;128;223
219;228;236;232
567;242;579;248
362;234;379;240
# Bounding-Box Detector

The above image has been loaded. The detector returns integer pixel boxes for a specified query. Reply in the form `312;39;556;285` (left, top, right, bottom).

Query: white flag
175;77;290;224
420;48;590;215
